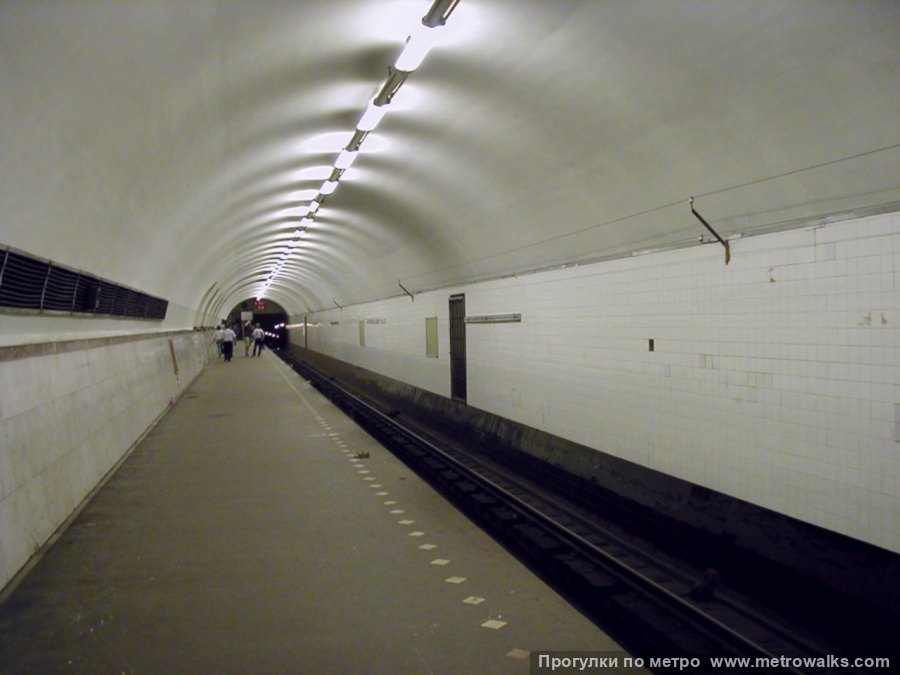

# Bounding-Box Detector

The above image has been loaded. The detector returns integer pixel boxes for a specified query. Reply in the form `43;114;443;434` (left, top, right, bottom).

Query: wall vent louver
0;245;168;320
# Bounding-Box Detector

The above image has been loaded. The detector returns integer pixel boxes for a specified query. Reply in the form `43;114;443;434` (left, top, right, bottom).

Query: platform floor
0;350;625;674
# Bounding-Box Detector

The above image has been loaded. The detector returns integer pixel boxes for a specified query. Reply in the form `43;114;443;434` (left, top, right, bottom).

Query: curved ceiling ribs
1;1;898;322
215;0;900;316
240;0;465;314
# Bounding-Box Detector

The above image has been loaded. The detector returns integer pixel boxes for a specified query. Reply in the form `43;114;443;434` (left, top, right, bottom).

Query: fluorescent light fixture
374;67;409;105
320;180;338;195
395;25;444;72
357;101;388;132
308;201;320;214
347;129;368;152
423;0;461;27
335;149;358;170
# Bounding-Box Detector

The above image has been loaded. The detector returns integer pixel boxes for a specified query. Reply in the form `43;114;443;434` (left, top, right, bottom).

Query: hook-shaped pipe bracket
690;197;730;264
398;281;415;302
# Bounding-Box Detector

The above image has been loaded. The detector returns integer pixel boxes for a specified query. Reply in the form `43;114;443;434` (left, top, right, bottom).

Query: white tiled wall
0;331;212;590
297;212;900;553
0;299;204;348
304;292;453;397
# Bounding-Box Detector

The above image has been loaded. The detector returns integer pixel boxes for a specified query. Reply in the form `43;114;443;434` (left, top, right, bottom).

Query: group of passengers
214;321;265;362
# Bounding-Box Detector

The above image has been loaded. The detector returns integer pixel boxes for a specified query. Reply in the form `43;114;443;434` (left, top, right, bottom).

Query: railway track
278;352;862;674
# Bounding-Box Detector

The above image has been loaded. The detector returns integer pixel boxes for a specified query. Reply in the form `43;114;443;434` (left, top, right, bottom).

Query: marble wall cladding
0;331;212;590
298;212;900;553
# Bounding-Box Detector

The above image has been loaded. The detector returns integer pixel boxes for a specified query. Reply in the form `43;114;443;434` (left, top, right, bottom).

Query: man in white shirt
252;324;265;357
221;325;237;362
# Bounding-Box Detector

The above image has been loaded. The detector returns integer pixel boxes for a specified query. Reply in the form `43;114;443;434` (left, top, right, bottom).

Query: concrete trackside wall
293;211;900;555
0;330;214;591
281;345;900;615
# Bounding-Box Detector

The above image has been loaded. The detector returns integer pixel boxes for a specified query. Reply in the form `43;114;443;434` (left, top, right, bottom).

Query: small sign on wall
425;317;438;358
895;403;900;443
464;313;521;324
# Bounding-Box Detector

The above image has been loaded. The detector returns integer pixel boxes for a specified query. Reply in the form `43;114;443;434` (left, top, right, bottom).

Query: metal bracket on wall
690;197;730;265
398;280;415;302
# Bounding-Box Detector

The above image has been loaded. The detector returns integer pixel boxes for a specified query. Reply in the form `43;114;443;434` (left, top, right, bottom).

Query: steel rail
281;353;824;672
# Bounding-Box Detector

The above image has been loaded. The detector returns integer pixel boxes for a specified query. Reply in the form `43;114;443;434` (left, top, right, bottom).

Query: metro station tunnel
1;1;899;673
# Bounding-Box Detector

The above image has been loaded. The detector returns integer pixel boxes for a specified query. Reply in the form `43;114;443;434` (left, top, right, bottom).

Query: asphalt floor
0;350;625;674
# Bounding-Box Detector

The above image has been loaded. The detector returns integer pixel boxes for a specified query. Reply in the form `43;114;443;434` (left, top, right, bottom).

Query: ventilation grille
0;246;168;320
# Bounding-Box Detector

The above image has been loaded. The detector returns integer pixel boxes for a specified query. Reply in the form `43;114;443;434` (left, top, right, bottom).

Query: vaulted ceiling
2;0;898;320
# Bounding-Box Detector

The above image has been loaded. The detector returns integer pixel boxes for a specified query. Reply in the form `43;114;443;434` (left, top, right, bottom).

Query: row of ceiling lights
257;0;461;299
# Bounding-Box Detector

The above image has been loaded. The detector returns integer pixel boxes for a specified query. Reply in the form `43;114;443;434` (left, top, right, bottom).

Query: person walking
243;320;254;356
252;324;265;357
221;324;237;362
214;324;225;359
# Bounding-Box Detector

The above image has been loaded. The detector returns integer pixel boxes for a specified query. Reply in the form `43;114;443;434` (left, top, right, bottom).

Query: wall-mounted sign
366;318;387;325
464;313;521;324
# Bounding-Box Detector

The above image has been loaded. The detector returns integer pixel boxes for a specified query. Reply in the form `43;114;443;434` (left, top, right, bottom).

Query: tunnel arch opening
226;298;289;351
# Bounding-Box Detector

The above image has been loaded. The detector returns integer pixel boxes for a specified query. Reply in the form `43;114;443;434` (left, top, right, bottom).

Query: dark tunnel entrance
226;299;288;352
